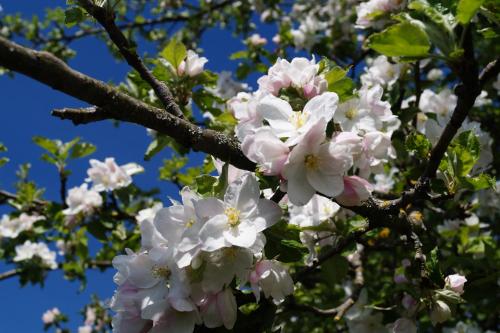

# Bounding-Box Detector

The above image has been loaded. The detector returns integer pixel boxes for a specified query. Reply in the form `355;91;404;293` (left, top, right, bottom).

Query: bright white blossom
198;173;281;251
63;183;102;216
427;68;444;81
14;240;57;269
356;0;405;29
248;259;294;303
86;158;143;192
247;33;267;46
177;50;208;77
430;300;452;325
361;56;403;89
0;213;43;238
42;308;60;324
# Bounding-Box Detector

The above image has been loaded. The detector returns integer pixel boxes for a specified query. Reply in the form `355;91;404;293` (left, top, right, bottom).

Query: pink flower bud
444;274;467;295
335;176;373;206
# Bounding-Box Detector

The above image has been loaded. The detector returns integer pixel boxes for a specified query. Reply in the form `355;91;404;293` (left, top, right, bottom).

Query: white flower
63;183;102;216
374;167;398;193
290;15;327;50
258;92;338;146
257;57;327;98
474;90;491;107
288;194;340;227
230;91;267;141
430;300;452;325
356;0;404;29
136;202;165;250
78;326;92;333
198;173;282;251
14;240;57;269
361;56;402;89
42;308;60;324
335;176;374;206
208;71;248;100
86;158;143;192
345;289;388;333
419;89;457;124
241;127;289;176
283;122;360;205
0;213;43;238
248;33;267;46
355;131;396;178
195;288;237;330
427;68;444;81
445;274;467;295
177;50;208;77
248;259;294;303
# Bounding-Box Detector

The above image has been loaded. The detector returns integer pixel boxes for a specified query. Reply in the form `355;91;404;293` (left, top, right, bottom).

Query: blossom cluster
355;0;406;29
231;56;399;206
110;173;294;333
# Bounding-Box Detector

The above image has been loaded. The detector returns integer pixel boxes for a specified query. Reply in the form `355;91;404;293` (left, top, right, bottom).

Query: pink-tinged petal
253;199;282;232
223;222;257;248
224;173;260;213
306;170;344;198
303;92;338;122
199;215;229;252
217;289;237;330
284;162;316;206
200;296;222;328
335;176;373;206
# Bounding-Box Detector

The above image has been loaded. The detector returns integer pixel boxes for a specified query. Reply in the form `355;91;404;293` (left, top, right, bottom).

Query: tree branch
0;36;254;171
76;0;184;118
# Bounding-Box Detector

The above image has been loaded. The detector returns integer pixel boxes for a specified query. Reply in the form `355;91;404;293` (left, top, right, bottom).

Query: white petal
284;162;316;206
306;170;344;198
223;222;257;248
218;289;237;330
253;199;282;232
199;215;229;252
224;173;260;213
303;92;338;122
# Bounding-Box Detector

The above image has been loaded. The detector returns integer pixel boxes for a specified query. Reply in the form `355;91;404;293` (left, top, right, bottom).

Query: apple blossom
14;240;57;269
198;173;282;251
356;0;405;29
258;91;338;146
430;300;452;325
86;158;143;192
208;71;248;100
257;57;327;98
62;183;102;216
361;56;403;89
444;274;467;295
248;259;294;303
42;308;60;324
194;288;237;330
241;127;289;176
335;176;374;206
283;122;360;205
0;213;44;238
136;202;165;250
230;91;267;141
427;68;444;81
247;33;267;46
288;194;340;228
177;50;208;77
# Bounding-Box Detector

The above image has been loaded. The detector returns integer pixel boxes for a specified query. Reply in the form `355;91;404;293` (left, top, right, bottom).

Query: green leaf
456;0;485;24
33;136;60;155
328;77;355;102
321;254;349;285
161;39;187;70
144;135;170;161
459;173;495;190
324;66;348;86
229;50;249;60
70;142;96;159
213;162;229;199
367;21;431;57
64;7;85;27
195;175;218;196
406;132;432;158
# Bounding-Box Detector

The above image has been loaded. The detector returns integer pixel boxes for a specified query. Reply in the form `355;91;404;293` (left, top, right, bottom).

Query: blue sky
0;1;278;331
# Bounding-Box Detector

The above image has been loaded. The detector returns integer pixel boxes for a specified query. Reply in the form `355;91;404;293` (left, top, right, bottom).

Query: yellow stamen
152;265;171;279
345;108;358;120
225;207;241;227
304;154;319;170
290;112;308;129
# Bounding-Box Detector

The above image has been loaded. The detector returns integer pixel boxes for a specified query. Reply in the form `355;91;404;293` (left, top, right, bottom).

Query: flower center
304;154;319;170
290;112;308;129
225;207;241;227
152;265;171;279
345;108;358;120
185;218;195;228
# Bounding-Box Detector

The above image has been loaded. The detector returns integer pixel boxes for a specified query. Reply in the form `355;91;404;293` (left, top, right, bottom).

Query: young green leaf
161;39;187;70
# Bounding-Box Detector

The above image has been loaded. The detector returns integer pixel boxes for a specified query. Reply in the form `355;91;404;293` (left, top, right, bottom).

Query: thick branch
0;37;254;170
77;0;184;118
